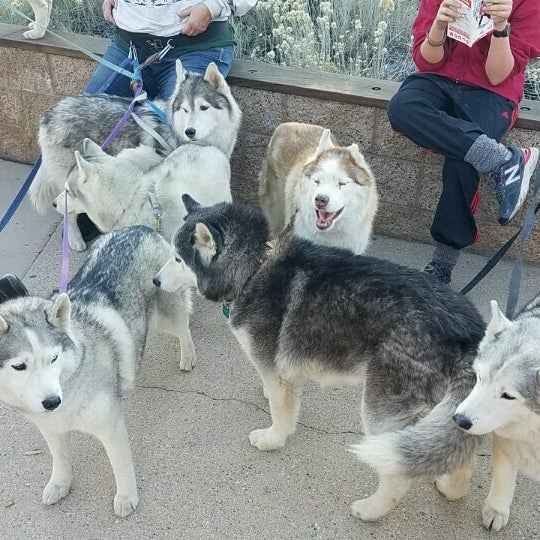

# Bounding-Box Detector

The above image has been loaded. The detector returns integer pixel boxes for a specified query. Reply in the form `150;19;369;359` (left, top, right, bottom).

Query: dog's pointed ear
74;151;91;183
203;62;226;92
316;129;335;154
481;300;513;348
347;143;368;168
0;315;8;338
48;293;71;330
193;222;216;264
182;194;202;216
175;59;186;85
82;138;106;158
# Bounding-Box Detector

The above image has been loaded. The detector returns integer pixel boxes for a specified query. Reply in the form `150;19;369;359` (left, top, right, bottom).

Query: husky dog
22;0;53;39
259;122;378;254
54;137;232;242
454;296;540;531
29;60;241;250
0;226;195;517
157;196;485;521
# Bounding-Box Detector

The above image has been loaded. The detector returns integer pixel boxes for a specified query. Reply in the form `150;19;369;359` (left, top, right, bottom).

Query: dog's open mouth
315;208;343;230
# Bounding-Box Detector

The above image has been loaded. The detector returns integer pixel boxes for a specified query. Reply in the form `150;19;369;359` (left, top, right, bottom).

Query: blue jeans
85;41;234;99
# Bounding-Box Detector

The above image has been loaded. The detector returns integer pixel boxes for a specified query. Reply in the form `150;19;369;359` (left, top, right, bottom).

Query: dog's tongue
316;210;338;230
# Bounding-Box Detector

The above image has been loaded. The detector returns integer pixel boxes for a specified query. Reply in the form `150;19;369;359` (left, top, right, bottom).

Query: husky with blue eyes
455;295;540;531
0;226;195;517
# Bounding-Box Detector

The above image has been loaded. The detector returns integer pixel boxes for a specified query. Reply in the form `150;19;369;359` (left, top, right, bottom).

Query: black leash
460;168;540;318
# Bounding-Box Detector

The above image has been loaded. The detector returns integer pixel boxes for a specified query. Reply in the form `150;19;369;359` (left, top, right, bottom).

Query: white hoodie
114;0;258;37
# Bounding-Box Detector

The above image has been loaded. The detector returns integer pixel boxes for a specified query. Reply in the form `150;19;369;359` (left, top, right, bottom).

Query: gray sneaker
0;274;28;303
489;146;539;226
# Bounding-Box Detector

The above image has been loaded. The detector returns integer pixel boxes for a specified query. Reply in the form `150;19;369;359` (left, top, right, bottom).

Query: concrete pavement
1;159;540;539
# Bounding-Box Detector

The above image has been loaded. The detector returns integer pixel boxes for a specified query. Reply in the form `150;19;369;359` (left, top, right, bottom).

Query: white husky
54;137;232;242
259;122;378;254
30;60;241;251
454;296;540;531
0;226;195;517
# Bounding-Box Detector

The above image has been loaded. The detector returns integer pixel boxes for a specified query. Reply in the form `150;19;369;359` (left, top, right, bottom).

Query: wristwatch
492;23;511;38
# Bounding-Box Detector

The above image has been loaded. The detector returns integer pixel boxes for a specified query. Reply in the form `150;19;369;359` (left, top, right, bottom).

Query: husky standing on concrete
259;122;378;254
0;226;195;517
156;196;485;521
29;60;241;251
54;136;232;242
454;296;540;531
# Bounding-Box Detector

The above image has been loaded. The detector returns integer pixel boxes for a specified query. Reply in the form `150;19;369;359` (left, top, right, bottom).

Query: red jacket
412;0;540;104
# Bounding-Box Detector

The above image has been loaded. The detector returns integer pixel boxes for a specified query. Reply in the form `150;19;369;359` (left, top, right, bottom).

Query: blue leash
0;156;41;234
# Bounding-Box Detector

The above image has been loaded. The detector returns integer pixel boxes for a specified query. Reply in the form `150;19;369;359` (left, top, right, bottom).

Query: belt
116;21;228;52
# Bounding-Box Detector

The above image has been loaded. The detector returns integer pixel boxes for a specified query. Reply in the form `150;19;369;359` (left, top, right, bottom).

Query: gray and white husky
54;137;232;242
259;122;378;254
156;196;485;521
30;60;241;250
454;296;540;531
0;226;195;517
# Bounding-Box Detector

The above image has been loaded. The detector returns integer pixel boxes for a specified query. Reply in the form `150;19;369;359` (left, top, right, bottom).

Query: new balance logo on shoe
504;162;521;186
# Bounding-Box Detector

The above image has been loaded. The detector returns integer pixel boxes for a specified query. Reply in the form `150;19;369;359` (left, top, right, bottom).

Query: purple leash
58;80;144;292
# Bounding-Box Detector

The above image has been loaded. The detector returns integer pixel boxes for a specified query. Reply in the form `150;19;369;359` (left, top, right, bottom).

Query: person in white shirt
85;0;258;99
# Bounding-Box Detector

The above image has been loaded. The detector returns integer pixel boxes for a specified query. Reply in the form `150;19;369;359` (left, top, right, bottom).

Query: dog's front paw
180;351;195;372
350;498;386;522
42;481;70;505
69;235;87;252
114;491;139;518
482;503;510;531
435;474;468;501
23;23;46;39
249;427;286;451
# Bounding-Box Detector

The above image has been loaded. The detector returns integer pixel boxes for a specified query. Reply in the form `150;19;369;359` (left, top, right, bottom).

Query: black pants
388;73;517;249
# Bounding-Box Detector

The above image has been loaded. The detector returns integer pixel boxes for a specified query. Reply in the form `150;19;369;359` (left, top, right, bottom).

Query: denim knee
387;91;413;133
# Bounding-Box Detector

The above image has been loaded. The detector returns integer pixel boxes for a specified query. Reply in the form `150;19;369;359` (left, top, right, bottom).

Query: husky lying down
29;60;241;251
54;137;232;241
455;296;540;531
0;226;195;517
259;122;378;254
156;196;486;521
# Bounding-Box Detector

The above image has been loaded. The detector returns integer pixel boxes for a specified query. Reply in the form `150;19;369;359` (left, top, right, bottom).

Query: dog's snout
315;194;329;208
52;201;57;208
42;396;61;411
185;127;196;138
453;413;472;430
152;276;161;288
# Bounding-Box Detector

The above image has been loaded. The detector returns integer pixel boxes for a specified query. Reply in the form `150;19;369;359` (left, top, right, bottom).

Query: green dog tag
222;303;230;319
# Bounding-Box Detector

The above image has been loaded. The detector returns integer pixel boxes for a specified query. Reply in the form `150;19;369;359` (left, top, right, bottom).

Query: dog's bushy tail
351;362;482;478
28;162;57;214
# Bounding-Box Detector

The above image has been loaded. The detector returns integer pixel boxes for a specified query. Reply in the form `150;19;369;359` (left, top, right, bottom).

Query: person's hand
482;0;512;30
433;0;462;30
102;0;116;25
178;3;212;36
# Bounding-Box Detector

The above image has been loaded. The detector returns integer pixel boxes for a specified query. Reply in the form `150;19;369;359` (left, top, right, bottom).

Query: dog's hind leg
40;429;73;505
94;413;139;517
351;473;412;521
436;455;475;501
482;436;517;531
249;374;302;451
24;0;50;38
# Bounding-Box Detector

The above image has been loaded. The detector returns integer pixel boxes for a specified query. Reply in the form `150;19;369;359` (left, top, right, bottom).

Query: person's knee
387;91;415;132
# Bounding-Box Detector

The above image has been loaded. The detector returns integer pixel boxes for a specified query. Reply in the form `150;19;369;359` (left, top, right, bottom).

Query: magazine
447;0;494;47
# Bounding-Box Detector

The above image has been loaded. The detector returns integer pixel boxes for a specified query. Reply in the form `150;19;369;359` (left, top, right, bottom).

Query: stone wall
2;22;540;261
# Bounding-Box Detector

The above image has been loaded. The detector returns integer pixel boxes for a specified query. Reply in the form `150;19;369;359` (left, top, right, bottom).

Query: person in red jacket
388;0;540;284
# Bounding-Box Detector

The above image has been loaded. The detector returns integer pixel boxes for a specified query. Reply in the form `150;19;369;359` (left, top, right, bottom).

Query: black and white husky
29;60;241;250
0;226;195;517
154;196;486;521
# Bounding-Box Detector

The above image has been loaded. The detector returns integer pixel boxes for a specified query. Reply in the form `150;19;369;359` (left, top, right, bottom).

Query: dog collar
148;182;163;234
220;240;273;320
